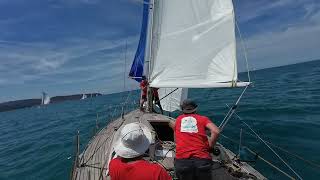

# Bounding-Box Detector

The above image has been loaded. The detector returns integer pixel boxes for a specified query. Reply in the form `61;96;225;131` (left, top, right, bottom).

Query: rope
80;163;107;170
82;136;112;165
221;134;296;180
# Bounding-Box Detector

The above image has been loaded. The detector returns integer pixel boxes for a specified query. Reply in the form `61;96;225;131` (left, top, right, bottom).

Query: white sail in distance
158;88;188;112
149;0;250;88
81;94;87;100
41;92;50;105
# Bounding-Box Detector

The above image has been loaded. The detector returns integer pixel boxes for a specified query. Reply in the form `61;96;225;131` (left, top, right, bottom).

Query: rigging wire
226;108;304;180
157;88;179;103
220;134;296;180
123;40;128;100
229;107;320;169
241;121;303;180
238;128;320;170
235;16;251;82
219;85;249;131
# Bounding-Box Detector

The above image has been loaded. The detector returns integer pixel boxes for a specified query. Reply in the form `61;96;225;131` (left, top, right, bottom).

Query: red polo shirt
109;158;172;180
140;80;148;97
175;114;212;159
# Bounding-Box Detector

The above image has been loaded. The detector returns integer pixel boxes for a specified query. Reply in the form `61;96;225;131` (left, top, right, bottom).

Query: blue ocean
0;60;319;180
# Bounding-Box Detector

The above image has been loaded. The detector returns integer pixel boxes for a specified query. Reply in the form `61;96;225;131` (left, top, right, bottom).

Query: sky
0;0;320;102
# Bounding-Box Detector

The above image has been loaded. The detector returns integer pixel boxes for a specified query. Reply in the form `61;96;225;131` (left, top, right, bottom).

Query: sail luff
231;3;238;82
146;0;155;81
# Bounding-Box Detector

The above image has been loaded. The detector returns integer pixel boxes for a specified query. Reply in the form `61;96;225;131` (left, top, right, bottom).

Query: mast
128;0;155;112
146;0;155;112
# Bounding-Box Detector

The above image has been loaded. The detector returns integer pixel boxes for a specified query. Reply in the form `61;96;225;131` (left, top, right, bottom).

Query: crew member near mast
139;76;148;111
108;122;172;180
170;99;220;180
152;88;164;114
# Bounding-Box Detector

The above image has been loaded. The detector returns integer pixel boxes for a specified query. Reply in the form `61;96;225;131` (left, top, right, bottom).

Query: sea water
0;60;319;180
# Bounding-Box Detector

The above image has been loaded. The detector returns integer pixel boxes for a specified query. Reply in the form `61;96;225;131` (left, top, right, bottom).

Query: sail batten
149;0;241;88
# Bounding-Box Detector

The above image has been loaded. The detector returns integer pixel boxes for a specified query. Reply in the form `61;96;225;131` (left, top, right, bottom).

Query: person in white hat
170;99;220;180
108;122;171;180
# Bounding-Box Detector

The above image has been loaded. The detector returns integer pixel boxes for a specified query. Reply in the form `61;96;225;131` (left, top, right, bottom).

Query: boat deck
71;110;266;180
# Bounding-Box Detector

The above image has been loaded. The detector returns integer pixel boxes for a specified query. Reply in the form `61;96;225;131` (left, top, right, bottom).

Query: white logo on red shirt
180;116;198;133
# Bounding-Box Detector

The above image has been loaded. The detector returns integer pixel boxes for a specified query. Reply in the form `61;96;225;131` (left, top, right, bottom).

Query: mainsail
149;0;250;88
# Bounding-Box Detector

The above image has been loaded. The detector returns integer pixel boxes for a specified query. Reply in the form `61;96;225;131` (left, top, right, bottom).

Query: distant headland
0;93;102;112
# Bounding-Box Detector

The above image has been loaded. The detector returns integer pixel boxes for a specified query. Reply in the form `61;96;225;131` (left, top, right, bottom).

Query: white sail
149;0;249;88
81;94;87;100
41;92;50;105
158;88;188;112
44;96;50;105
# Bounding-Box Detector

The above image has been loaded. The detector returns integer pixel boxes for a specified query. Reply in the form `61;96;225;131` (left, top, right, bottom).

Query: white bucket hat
114;122;153;158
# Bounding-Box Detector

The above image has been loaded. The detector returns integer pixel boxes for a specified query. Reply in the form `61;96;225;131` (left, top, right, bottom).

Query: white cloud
236;0;292;23
34;56;67;72
0;34;139;87
235;0;320;70
239;19;320;70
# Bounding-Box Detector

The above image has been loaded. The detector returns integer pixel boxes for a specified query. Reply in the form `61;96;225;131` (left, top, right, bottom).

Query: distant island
0;93;102;112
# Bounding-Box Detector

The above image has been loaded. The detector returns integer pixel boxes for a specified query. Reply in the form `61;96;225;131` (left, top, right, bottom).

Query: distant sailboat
81;94;87;100
41;92;50;105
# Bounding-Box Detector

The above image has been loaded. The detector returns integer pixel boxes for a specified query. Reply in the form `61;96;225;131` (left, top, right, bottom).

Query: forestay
149;0;249;88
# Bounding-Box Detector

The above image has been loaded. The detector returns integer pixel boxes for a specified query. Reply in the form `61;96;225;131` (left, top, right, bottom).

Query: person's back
171;99;220;180
109;158;171;180
175;113;211;160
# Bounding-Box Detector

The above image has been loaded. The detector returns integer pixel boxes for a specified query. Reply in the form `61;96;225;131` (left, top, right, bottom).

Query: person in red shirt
109;122;172;180
140;76;148;111
169;99;220;180
152;88;163;114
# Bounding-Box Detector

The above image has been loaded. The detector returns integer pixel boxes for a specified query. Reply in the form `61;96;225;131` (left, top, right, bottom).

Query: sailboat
71;0;266;179
81;94;87;100
41;91;50;105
